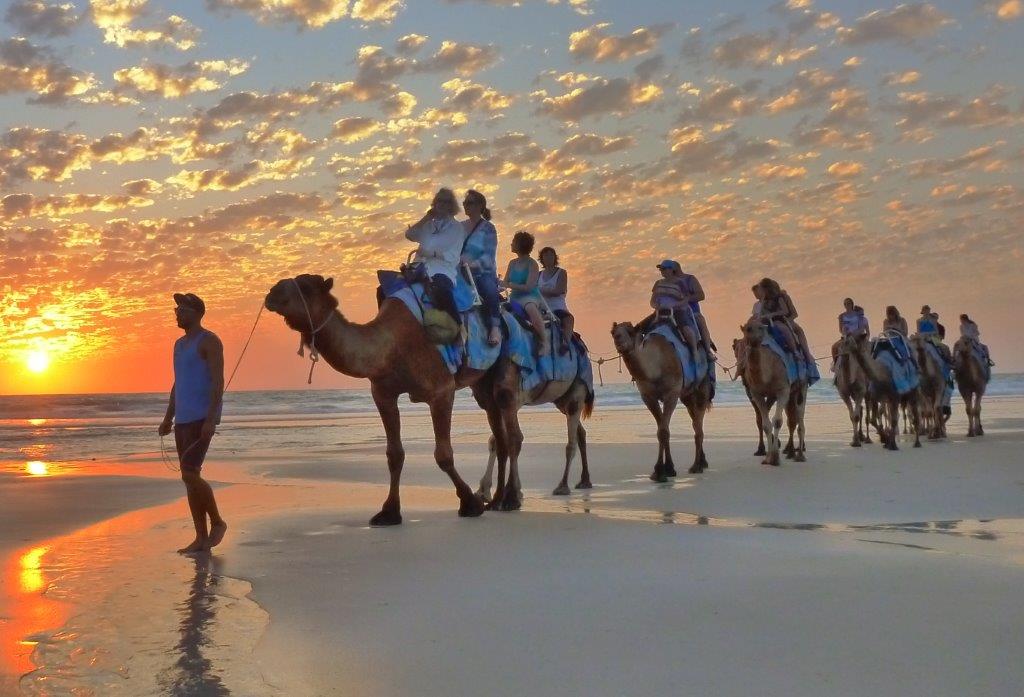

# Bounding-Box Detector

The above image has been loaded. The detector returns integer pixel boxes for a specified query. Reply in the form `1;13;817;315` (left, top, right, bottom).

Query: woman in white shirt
405;188;465;326
538;246;573;354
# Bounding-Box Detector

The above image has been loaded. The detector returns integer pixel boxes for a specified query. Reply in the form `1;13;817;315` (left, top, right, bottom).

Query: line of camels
264;275;991;527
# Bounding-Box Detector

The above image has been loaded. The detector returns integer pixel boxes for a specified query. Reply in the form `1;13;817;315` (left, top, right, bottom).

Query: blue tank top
508;259;541;303
173;330;219;424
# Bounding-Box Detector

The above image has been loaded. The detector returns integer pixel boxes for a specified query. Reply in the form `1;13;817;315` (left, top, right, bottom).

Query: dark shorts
174;420;212;472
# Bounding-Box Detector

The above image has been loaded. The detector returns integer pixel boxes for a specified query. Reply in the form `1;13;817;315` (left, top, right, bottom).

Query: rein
291;277;334;385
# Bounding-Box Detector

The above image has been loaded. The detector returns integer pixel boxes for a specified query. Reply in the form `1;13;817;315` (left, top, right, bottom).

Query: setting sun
26;351;50;374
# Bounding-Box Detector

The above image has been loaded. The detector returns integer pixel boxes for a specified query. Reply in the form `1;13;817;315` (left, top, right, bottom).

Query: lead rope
160;300;265;471
291;278;332;385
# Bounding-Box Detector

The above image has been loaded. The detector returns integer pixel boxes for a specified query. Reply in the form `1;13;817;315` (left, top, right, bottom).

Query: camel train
264;257;991;519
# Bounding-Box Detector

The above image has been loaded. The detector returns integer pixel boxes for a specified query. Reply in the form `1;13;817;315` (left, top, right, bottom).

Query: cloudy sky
1;0;1022;394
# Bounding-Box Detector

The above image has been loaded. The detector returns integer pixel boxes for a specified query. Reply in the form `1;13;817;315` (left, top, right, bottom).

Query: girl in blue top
501;231;549;355
460;189;501;346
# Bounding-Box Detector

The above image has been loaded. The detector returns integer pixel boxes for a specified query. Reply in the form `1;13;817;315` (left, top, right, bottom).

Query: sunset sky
2;0;1022;395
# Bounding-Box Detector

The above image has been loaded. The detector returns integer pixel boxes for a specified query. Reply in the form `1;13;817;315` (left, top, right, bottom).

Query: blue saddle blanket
875;348;920;396
764;327;820;386
378;272;594;400
644;324;715;388
378;270;498;375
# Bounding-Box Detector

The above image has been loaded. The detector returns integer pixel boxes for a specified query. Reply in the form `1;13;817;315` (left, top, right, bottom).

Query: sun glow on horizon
25;461;49;476
26;351;50;374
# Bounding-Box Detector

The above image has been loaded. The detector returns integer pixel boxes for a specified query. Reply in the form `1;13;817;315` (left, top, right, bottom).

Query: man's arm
201;334;225;439
689;276;706;303
158;384;175;436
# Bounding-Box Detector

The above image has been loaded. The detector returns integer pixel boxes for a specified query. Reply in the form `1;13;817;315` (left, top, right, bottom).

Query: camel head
265;274;339;333
841;333;865;354
741;318;766;347
611;322;637;354
732;337;746;363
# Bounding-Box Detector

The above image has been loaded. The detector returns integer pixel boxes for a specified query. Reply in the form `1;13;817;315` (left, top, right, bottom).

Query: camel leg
641;394;668;482
498;407;525;511
575;424;592;490
750;395;766;456
783;399;797;458
477;435;497;503
428;393;484;518
370;386;404;526
910;397;922;448
662;393;679;478
768;390;788;466
685;396;708;474
975;389;985;436
794;387;807;462
479;407;508;505
553;403;582;496
841;394;857;447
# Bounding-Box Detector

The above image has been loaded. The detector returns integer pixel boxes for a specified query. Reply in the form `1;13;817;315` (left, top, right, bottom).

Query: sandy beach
3;398;1024;696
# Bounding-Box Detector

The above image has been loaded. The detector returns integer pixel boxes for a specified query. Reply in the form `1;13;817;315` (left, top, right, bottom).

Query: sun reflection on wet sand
0;544;67;679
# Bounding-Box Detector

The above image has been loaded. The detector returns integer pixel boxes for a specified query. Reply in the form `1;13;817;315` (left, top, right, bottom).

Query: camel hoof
498;492;522;512
664;466;678;478
475;489;492;505
754;447;766;457
977;427;984;436
552;484;571;496
459;495;486;518
574;480;593;490
650;470;668;483
795;453;806;463
966;431;975;438
688;464;702;474
369;509;402;527
913;441;921;448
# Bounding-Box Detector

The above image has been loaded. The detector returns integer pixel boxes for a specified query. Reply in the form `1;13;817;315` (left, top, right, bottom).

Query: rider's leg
474;271;502;345
524;301;549;354
430;274;461;326
793;322;814;363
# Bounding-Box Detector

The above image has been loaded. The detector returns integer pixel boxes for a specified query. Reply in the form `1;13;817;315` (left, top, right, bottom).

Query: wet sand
3;398;1024;695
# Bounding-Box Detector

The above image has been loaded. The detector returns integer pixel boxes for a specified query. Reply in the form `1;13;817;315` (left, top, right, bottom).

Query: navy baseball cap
656;259;679;271
173;293;206;316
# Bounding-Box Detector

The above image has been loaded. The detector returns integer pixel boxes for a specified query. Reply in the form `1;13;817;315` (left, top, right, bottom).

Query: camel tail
582;388;595;420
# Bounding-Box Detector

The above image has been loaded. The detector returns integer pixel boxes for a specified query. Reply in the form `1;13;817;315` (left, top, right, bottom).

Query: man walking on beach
158;293;228;554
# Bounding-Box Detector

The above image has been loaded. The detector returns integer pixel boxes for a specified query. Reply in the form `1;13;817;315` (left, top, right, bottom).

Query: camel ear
323;277;334;291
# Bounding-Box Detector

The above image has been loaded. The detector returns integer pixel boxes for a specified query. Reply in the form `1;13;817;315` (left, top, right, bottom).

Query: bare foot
209;521;228;548
177;538;209;554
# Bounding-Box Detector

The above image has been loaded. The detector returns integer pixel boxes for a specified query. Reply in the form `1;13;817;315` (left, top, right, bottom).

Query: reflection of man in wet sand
158;293;228;554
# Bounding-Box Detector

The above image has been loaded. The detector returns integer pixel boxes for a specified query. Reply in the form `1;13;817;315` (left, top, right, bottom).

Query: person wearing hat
158;292;228;554
635;260;700;355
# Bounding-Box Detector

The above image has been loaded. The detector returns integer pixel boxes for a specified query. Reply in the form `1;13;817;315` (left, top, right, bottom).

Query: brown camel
834;336;872;447
953;336;988;437
264;274;486;526
473;350;594;510
910;335;948;440
739;319;807;466
731;338;766;456
843;334;921;450
611;322;712;481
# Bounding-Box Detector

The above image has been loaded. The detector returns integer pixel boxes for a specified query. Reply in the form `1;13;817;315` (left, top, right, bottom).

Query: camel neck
308;312;390;380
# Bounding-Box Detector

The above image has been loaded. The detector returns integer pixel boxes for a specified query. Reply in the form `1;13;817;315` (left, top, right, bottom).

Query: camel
732;338;765;456
264;274;486;526
910;336;948;440
843;334;921;450
739;319;807;466
611;322;712;481
953;336;989;437
473;345;594;510
833;337;872;447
